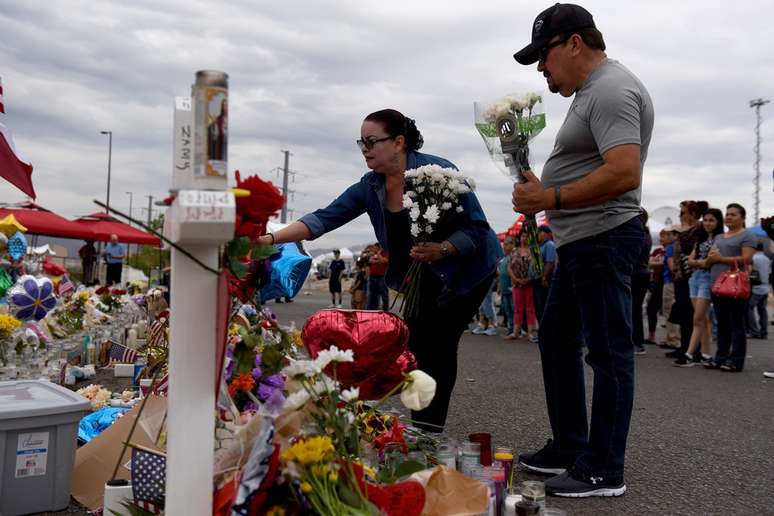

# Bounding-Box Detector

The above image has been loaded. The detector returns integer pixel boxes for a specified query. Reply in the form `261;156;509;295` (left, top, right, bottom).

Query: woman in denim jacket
257;109;502;430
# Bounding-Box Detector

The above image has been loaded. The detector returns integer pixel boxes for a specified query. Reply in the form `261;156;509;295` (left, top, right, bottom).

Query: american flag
58;275;75;297
108;341;138;365
131;447;165;513
152;373;169;395
147;319;168;348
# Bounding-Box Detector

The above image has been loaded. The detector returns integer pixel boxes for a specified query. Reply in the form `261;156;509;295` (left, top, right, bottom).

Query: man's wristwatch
440;242;450;258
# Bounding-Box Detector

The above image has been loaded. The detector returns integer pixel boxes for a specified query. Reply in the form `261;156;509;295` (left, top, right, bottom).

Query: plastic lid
0;380;91;419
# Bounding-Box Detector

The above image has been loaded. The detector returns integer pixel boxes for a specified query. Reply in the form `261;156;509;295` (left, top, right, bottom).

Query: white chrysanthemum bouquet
398;164;474;318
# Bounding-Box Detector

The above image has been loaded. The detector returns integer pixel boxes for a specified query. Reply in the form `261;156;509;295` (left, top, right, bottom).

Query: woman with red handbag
704;203;758;372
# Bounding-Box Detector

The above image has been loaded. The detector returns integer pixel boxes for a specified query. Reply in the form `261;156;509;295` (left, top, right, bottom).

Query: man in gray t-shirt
511;3;652;498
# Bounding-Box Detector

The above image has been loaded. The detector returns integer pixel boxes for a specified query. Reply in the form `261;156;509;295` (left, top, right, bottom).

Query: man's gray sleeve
589;82;643;155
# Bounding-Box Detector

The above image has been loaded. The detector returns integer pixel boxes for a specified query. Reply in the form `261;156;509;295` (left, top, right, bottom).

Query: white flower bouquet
399;164;474;318
474;92;546;274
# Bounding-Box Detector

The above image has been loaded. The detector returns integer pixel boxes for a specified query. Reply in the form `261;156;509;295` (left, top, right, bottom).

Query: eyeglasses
356;136;395;151
538;36;570;64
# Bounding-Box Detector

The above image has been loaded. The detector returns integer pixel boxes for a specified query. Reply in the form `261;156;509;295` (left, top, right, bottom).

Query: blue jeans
748;292;769;337
366;276;389;311
500;289;514;333
479;288;496;320
538;217;643;479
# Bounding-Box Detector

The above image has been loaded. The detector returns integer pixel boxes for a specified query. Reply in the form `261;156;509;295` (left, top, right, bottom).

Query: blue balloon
6;232;27;261
259;243;312;301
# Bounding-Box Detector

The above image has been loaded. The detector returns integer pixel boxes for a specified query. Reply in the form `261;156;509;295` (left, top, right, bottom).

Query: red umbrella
72;212;161;246
0;202;94;239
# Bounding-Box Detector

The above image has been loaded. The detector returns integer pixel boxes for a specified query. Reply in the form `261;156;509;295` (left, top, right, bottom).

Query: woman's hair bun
364;109;423;151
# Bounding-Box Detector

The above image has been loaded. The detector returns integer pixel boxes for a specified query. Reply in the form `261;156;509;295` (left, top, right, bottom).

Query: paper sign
178;190;235;223
172;96;194;191
16;432;49;478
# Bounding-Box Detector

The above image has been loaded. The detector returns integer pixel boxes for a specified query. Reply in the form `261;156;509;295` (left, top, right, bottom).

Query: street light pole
749;98;769;222
100;131;113;213
126;191;133;258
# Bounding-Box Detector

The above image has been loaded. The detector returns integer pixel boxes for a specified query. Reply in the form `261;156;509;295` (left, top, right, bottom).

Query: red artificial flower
228;271;256;304
95;286;109;295
228;372;256;398
111;288;127;295
234;170;285;230
373;417;408;453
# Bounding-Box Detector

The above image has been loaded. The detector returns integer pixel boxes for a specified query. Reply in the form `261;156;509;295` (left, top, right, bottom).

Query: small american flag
57;274;74;297
152;373;169;395
108;341;138;365
131;447;165;513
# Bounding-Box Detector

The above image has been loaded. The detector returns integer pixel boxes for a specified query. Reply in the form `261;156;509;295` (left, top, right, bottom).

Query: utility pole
100;131;113;213
280;150;291;223
146;195;154;228
749;98;769;222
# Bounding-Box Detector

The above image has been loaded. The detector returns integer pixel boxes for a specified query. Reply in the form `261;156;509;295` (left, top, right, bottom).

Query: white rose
441;202;452;211
400;370;437;411
410;223;420;237
402;196;414;209
456;206;464;213
410;206;421;221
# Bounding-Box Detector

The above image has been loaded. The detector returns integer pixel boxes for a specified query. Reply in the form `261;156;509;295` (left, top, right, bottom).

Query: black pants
405;272;493;431
646;280;663;335
533;280;550;324
669;279;694;354
712;295;748;369
106;263;122;286
631;273;650;347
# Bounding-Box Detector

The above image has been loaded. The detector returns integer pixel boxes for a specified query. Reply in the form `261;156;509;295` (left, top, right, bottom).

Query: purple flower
254;353;262;368
263;388;285;416
244;401;259;412
257;374;284;402
251;366;263;381
262;373;284;389
224;347;235;379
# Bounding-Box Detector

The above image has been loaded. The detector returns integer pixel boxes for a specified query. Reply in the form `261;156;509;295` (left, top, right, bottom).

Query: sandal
703;361;721;370
719;364;742;372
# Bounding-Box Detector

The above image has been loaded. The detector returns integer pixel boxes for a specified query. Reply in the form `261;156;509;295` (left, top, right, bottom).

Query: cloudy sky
1;0;773;250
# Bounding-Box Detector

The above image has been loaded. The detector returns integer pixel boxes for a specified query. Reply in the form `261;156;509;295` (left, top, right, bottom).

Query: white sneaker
327;304;336;308
336;303;343;308
764;371;774;379
484;327;497;336
471;325;486;335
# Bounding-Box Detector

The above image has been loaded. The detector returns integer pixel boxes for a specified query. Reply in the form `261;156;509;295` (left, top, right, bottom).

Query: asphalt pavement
272;287;774;515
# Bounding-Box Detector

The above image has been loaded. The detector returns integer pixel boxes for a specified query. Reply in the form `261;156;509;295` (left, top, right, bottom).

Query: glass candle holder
468;432;492;465
520;480;545;510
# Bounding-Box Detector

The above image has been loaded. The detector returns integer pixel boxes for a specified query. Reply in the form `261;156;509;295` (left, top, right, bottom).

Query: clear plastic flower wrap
474;92;546;273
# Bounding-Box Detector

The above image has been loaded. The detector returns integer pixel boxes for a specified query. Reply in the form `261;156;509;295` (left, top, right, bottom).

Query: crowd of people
468;201;772;376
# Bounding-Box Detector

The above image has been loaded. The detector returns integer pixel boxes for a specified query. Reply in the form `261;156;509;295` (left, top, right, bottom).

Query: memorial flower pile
399;164;474;317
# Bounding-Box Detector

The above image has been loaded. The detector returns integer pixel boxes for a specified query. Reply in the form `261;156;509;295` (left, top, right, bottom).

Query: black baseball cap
514;3;596;65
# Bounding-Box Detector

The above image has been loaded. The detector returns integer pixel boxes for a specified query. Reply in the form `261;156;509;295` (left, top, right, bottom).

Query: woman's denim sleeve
298;181;368;239
446;191;492;257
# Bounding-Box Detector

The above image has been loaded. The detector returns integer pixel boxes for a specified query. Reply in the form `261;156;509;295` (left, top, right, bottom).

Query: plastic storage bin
0;380;90;515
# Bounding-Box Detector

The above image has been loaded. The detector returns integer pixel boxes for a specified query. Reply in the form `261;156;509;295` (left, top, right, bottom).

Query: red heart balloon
367;480;425;516
302;310;416;399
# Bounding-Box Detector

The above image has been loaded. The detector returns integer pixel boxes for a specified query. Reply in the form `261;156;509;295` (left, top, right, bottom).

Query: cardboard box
70;395;166;510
